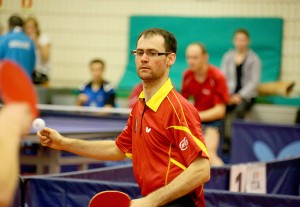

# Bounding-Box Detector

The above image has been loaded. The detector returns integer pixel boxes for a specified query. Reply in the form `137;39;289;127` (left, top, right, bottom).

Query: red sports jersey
116;79;208;207
181;65;229;112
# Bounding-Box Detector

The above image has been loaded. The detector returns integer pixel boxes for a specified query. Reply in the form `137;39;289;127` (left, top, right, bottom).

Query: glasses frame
131;50;172;57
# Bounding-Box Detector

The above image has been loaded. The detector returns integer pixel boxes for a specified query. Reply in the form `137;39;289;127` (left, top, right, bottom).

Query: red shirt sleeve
213;72;230;105
166;102;208;166
115;113;133;155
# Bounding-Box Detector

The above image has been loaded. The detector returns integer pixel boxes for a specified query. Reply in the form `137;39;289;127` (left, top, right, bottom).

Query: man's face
233;32;249;51
186;45;207;72
90;62;104;82
135;35;174;81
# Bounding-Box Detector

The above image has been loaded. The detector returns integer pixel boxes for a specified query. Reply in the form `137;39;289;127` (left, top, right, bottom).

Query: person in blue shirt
76;59;116;108
0;15;36;77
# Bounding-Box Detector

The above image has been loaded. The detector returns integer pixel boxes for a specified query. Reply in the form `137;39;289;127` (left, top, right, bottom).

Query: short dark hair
189;42;207;55
234;28;250;39
89;59;105;69
9;15;23;29
136;28;177;54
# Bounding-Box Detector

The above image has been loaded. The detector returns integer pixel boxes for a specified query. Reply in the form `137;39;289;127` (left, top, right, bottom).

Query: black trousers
164;195;197;207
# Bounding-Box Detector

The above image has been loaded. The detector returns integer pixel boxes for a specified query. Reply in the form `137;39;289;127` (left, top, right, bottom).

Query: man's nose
141;53;149;62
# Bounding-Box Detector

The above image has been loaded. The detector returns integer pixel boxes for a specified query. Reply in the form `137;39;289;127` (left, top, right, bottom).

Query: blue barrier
267;157;300;195
24;178;140;207
15;157;300;206
205;157;300;196
50;164;136;183
231;120;300;163
205;166;230;191
21;177;300;207
205;190;300;207
24;158;299;196
11;178;22;207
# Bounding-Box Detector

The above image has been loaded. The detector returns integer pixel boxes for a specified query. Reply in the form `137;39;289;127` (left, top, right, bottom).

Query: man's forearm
0;141;19;207
0;127;20;207
199;104;226;122
146;157;210;207
61;138;126;161
0;104;33;207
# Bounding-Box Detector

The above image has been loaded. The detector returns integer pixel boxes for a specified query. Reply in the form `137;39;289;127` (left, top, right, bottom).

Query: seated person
221;28;261;119
128;83;143;108
182;43;229;166
77;59;115;108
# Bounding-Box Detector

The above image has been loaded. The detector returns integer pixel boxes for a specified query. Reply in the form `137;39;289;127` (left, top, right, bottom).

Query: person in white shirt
24;16;51;84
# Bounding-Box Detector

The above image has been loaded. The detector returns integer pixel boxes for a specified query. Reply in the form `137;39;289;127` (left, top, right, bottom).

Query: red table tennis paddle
89;190;131;207
0;60;38;118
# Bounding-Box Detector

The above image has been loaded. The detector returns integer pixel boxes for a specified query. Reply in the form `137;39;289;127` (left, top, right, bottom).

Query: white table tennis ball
32;118;46;131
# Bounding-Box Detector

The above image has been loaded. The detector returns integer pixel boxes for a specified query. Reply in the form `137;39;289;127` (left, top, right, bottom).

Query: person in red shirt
37;28;210;207
182;43;229;166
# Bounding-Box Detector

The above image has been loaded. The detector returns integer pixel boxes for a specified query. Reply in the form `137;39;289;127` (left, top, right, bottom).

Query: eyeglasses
131;50;172;57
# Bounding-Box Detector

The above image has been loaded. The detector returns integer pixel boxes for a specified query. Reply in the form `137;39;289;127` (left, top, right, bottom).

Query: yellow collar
139;78;173;112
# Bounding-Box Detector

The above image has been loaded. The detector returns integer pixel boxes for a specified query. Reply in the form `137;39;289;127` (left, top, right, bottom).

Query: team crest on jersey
179;137;189;151
202;89;211;95
146;127;151;133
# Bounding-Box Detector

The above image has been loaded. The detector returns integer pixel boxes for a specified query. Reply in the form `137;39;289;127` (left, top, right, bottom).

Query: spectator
221;28;261;119
0;15;36;77
128;83;143;108
24;16;51;84
182;43;229;166
77;59;116;108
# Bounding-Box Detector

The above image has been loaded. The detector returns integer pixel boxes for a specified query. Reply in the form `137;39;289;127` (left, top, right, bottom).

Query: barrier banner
205;190;300;207
231;121;300;163
205;157;300;196
24;178;141;207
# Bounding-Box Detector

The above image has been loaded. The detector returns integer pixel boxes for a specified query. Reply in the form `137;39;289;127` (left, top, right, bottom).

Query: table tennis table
21;109;129;174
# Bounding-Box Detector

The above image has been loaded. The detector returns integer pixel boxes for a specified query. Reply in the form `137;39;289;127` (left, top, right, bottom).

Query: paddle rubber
0;60;38;118
89;190;131;207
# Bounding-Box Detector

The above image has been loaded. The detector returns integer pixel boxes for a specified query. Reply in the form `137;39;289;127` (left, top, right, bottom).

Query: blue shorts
201;120;223;132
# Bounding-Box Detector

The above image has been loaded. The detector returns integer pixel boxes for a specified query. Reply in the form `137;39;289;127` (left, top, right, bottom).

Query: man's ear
167;53;176;68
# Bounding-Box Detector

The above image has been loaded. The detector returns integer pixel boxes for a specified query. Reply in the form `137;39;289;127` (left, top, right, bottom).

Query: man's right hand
229;94;242;105
37;128;64;150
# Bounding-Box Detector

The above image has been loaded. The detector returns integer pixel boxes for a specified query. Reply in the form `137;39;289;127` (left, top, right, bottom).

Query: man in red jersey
182;43;229;166
37;29;210;207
